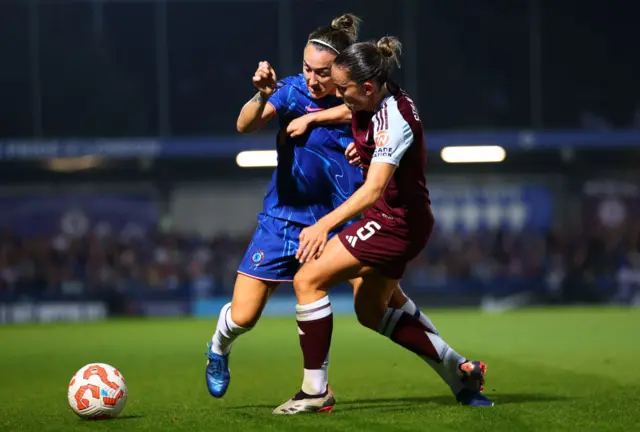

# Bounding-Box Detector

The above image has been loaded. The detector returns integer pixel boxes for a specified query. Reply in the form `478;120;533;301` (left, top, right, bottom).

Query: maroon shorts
338;215;433;279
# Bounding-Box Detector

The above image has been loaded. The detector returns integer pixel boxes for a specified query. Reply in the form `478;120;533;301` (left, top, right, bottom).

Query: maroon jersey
351;83;431;229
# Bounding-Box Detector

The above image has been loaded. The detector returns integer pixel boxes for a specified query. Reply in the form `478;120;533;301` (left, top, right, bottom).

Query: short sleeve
371;105;414;166
267;81;291;115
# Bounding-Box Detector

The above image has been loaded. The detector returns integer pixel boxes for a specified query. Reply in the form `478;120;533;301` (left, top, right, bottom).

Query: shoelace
210;358;224;376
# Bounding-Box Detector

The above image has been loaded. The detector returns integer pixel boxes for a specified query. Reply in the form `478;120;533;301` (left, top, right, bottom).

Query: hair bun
376;36;402;67
331;13;361;40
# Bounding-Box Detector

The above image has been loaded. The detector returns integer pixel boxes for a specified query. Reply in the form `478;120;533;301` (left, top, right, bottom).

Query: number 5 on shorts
357;221;381;241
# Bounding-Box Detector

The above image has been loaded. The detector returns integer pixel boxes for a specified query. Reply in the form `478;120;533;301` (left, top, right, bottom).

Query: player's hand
286;115;313;137
345;142;362;167
296;222;330;263
252;61;277;97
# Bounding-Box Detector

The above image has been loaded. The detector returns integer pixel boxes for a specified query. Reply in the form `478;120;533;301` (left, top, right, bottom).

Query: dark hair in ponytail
333;36;402;86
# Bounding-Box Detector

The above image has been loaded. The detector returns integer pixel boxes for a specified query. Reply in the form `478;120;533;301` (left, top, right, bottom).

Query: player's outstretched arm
237;61;278;133
286;105;352;137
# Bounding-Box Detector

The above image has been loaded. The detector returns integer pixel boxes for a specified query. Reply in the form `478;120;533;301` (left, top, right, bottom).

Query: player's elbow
236;110;256;133
360;184;384;210
340;105;352;123
366;183;385;202
237;118;265;134
236;119;251;134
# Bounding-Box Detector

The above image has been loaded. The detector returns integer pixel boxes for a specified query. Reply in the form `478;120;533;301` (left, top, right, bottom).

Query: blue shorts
238;213;340;282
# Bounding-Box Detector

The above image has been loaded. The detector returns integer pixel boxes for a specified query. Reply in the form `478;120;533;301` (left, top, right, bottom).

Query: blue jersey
262;74;363;226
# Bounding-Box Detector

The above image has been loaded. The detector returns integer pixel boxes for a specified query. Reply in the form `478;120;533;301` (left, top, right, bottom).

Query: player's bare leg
206;274;278;398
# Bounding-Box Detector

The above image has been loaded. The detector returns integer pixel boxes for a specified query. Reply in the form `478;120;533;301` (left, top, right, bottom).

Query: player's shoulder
373;95;408;133
379;87;421;131
270;74;309;112
275;74;307;95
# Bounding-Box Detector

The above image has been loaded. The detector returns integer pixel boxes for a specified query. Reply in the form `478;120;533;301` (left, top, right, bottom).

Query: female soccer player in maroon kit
273;36;493;414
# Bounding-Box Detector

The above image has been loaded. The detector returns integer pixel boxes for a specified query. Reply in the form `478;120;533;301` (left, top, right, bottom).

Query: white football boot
272;387;336;414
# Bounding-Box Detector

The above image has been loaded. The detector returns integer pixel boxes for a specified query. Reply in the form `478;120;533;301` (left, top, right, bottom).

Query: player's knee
230;306;260;328
293;269;322;295
388;286;407;309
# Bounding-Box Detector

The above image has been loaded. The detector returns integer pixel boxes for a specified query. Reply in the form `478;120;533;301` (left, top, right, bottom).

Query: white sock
210;302;250;356
400;298;439;335
422;357;465;395
302;353;330;396
432;333;466;370
397;301;466;395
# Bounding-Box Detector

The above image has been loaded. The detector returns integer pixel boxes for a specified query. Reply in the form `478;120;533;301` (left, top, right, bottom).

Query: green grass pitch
1;307;639;431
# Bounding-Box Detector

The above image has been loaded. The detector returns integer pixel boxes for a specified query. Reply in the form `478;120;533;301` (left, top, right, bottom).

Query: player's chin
308;87;327;99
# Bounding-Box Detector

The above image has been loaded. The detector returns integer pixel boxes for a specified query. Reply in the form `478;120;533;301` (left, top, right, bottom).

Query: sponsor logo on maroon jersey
373;147;393;158
375;130;389;147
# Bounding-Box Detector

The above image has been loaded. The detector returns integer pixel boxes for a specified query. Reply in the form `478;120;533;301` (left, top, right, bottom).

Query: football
67;363;128;419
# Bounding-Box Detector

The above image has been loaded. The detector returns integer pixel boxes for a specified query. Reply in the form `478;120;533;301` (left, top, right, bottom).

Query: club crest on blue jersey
251;250;265;265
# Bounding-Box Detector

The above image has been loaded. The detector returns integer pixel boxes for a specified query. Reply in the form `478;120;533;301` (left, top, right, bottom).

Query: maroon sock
296;299;333;370
379;309;441;362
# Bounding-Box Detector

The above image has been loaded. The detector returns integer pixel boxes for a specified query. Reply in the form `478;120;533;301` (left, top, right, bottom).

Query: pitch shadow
340;393;571;410
229;393;570;411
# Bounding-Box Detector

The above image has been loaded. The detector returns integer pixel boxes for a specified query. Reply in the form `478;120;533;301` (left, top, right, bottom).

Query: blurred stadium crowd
2;222;638;305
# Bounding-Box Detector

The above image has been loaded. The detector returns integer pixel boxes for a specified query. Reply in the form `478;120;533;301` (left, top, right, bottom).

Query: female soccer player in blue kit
205;15;472;408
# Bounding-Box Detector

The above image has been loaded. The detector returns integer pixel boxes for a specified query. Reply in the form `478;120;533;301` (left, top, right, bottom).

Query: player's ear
363;81;375;96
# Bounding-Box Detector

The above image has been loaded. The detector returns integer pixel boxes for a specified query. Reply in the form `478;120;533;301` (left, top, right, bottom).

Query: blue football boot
456;360;494;407
205;342;230;398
